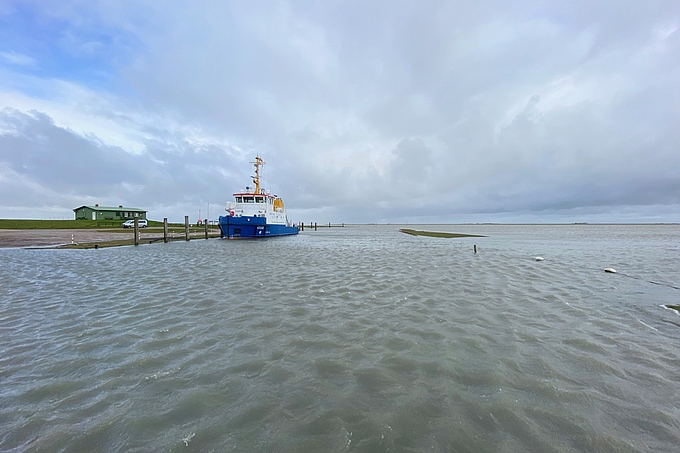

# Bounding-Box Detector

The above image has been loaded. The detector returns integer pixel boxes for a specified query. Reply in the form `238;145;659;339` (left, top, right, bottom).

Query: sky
0;0;679;224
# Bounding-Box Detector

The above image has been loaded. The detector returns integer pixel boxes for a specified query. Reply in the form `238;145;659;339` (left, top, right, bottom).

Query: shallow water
1;224;679;452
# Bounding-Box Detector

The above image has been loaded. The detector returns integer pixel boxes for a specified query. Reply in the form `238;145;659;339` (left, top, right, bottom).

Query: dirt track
0;229;196;248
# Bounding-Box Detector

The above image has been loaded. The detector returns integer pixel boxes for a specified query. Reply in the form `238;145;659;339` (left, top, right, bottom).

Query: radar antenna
250;155;265;194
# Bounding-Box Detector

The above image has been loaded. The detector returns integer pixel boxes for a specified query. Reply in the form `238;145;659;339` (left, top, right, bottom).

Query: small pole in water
163;218;168;243
204;219;209;239
473;244;477;254
185;215;190;241
134;217;139;246
314;222;317;231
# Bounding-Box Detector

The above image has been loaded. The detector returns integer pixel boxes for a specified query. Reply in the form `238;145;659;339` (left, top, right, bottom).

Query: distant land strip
399;228;486;238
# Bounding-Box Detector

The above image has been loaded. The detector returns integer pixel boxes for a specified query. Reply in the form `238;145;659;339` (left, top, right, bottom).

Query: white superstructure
224;156;293;227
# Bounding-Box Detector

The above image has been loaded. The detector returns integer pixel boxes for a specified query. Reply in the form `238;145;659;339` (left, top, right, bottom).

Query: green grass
0;219;190;229
399;228;486;238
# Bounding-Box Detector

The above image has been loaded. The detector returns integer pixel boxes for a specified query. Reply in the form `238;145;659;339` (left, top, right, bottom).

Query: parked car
122;219;147;228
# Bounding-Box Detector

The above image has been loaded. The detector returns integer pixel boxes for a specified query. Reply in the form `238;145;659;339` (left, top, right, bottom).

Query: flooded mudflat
1;224;679;452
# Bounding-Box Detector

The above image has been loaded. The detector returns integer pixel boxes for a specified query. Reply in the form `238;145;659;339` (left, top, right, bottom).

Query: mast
250;155;265;194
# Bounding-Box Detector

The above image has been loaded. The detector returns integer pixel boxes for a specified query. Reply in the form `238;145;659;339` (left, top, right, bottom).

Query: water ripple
1;225;679;452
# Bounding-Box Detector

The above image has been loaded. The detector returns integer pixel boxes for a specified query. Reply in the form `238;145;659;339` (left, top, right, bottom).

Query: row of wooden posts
130;218;346;245
298;222;345;231
132;216;213;246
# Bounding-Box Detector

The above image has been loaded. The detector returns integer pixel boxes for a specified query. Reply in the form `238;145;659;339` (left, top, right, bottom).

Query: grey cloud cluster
1;0;679;222
0;108;244;221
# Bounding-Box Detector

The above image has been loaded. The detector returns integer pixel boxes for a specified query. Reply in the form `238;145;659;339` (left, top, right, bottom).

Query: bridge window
235;197;243;203
244;197;254;203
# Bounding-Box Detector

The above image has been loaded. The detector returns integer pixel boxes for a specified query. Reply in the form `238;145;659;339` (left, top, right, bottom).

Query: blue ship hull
218;215;299;239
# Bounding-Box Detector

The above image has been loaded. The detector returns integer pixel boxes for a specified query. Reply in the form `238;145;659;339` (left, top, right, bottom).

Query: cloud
0;51;36;67
0;0;679;222
0;108;244;221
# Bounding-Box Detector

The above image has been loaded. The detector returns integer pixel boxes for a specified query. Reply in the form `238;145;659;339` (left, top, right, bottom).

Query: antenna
249;155;265;194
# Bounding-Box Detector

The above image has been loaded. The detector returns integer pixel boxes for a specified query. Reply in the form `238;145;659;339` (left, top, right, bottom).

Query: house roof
73;205;147;212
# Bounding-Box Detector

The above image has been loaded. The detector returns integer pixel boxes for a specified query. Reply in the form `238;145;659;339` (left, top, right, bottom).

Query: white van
122;219;148;228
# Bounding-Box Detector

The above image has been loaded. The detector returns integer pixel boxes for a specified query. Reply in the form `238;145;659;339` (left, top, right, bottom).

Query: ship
218;156;299;239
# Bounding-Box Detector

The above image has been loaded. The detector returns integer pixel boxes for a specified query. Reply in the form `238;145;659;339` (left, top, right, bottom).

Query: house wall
75;208;89;220
74;208;147;220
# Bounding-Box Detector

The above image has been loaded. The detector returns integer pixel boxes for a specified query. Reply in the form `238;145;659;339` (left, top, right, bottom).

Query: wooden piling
163;218;168;243
474;244;477;254
297;221;347;230
204;220;209;239
134;217;139;246
185;215;190;241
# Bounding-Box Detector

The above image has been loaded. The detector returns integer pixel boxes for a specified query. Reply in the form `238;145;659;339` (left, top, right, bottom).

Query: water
1;224;679;452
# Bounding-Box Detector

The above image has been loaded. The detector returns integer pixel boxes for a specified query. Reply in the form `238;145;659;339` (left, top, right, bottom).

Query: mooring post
185;215;190;241
134;217;139;246
474;244;477;254
314;222;317;231
329;222;331;228
301;222;304;231
163;218;168;243
204;219;209;239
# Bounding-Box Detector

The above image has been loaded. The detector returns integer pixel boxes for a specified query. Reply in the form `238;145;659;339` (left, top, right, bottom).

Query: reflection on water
1;225;679;452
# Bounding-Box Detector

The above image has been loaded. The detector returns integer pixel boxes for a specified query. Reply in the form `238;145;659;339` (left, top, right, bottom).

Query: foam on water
1;224;679;452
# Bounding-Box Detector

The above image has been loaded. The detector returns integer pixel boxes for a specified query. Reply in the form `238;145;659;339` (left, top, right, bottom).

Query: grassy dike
399;228;486;238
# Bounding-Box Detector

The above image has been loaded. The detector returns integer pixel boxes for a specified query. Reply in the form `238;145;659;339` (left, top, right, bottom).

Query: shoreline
399;228;486;238
0;228;221;249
